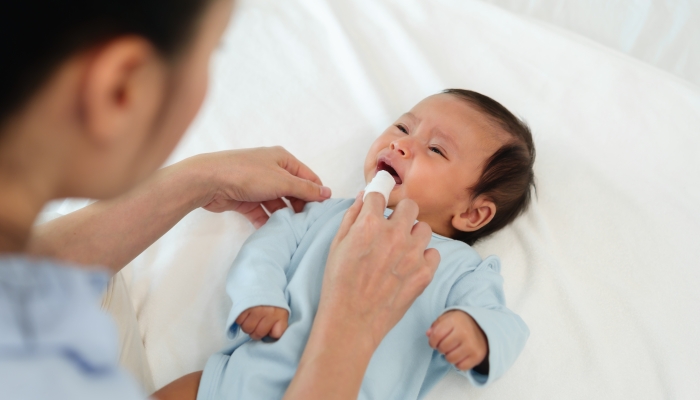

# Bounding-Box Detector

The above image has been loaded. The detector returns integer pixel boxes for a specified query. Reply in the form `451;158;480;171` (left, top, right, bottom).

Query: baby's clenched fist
235;306;289;340
426;310;489;372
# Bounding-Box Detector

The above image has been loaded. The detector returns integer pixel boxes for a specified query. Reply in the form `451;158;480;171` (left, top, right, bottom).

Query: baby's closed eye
429;146;444;156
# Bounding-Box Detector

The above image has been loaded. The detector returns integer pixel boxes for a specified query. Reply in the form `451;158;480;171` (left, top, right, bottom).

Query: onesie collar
383;208;451;241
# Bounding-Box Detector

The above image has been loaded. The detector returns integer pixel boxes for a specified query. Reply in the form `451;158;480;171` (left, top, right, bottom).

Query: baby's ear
452;195;496;233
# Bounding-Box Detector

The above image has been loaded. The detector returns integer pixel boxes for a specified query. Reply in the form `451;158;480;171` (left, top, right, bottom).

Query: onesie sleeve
225;200;337;339
442;255;529;387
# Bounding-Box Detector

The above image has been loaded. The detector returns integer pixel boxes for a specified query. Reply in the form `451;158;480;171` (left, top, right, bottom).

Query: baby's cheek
386;191;401;208
362;165;373;183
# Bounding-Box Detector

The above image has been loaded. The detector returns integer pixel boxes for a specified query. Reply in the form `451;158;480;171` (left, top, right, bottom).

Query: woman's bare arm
27;148;330;273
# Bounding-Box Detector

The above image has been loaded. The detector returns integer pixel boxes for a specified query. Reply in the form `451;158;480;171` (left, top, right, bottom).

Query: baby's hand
426;310;489;372
235;306;289;340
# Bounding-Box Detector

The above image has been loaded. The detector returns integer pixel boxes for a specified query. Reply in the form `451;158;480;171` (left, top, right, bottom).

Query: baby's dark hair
443;89;536;245
0;0;211;129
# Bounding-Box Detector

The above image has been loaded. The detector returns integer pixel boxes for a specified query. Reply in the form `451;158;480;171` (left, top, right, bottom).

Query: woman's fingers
358;192;388;220
272;146;330;202
279;173;331;203
387;198;420;230
262;199;287;215
234;203;269;229
322;193;439;349
332;194;363;247
424;248;441;268
275;146;324;186
192;147;330;216
287;197;306;213
411;221;432;246
409;248;439;293
411;222;440;270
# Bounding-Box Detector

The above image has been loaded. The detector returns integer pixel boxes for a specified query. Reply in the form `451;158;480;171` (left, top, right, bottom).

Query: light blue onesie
198;198;529;400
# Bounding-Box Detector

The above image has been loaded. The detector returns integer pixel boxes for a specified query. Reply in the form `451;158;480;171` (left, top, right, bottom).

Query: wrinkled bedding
44;0;700;398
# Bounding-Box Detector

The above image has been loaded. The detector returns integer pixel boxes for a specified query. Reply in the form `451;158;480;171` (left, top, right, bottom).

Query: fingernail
320;186;331;198
253;221;263;229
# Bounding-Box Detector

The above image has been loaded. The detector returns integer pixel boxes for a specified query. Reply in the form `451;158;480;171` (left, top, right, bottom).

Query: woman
0;0;440;399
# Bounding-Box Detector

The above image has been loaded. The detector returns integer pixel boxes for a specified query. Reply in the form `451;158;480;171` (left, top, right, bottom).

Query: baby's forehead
408;94;510;148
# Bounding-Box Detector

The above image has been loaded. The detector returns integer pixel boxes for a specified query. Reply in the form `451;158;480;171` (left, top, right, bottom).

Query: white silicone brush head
363;170;396;208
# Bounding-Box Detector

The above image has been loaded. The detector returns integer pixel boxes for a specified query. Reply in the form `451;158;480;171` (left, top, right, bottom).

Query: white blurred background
481;0;700;86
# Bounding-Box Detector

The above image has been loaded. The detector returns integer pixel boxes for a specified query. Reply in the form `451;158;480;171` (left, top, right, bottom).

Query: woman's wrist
310;304;378;357
26;158;217;272
285;306;377;400
161;155;221;211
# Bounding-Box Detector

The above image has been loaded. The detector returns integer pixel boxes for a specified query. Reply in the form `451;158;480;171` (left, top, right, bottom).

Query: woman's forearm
26;148;331;274
284;308;376;400
27;161;208;273
285;196;439;399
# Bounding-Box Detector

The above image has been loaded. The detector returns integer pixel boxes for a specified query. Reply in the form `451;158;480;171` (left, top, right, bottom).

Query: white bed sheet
45;0;700;398
480;0;700;87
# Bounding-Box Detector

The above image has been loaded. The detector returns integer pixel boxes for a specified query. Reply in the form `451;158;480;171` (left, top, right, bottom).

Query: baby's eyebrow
402;112;419;123
433;129;459;151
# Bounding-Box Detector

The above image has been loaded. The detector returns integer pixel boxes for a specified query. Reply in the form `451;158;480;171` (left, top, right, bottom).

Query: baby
198;89;534;399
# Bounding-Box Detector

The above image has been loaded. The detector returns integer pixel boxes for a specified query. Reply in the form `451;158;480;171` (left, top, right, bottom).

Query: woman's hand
181;147;331;227
322;193;441;347
29;146;329;273
285;193;440;399
156;193;441;400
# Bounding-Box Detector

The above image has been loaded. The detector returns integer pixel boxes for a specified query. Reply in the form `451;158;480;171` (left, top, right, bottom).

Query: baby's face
364;94;505;237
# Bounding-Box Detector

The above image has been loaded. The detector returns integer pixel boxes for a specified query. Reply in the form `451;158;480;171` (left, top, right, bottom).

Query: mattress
43;0;700;398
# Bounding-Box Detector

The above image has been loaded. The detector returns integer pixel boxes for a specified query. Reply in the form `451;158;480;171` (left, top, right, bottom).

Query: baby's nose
390;141;409;157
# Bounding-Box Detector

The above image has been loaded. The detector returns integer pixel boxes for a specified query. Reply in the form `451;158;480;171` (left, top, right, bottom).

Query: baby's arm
433;255;529;386
236;305;289;340
226;200;339;340
426;310;489;373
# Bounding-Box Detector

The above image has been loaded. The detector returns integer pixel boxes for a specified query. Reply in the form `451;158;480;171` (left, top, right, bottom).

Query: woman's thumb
284;175;331;202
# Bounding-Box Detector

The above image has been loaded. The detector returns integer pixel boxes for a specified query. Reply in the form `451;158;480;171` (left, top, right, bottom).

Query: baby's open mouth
377;161;402;185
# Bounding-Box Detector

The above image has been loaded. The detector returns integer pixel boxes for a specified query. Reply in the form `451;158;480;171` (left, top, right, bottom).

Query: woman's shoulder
0;256;144;399
0;256;113;358
0;256;110;296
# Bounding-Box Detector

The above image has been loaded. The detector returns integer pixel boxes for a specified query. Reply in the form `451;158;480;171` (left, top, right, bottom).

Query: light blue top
198;198;529;400
0;257;144;400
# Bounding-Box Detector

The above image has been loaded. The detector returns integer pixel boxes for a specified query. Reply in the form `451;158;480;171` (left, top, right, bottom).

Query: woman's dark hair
0;0;212;129
443;89;536;246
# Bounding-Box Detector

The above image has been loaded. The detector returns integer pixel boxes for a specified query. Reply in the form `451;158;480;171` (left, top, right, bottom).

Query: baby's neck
386;205;456;238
